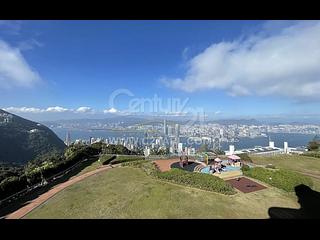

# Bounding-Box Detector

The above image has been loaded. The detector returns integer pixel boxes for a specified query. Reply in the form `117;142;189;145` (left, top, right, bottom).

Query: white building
226;141;306;156
226;145;235;155
284;142;288;154
144;147;151;157
178;143;183;153
269;141;275;148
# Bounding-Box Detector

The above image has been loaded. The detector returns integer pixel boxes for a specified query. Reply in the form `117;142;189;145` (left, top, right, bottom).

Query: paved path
5;165;112;219
153;159;180;172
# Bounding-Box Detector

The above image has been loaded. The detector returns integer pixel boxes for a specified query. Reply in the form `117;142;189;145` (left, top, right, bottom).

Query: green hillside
0;109;66;165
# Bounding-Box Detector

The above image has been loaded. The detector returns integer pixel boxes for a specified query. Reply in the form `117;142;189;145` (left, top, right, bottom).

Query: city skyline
1;20;320;122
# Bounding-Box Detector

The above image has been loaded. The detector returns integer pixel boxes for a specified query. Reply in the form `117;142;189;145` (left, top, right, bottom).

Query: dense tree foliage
308;141;320;151
198;143;210;153
102;144;137;155
151;147;169;155
236;153;252;162
213;148;225;155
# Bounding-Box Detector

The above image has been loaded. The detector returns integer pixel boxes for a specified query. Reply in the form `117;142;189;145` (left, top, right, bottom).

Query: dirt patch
153;159;180;172
226;177;267;193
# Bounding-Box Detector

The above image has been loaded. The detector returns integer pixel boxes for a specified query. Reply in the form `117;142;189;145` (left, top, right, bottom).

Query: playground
153;153;269;193
154;153;243;180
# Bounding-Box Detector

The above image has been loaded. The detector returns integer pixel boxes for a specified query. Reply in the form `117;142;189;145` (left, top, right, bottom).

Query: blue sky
1;20;320;121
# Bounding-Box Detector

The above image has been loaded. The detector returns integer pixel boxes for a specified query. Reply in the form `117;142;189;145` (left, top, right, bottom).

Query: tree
151;147;169;155
308;136;320;151
213;148;225;155
199;143;209;153
308;141;320;151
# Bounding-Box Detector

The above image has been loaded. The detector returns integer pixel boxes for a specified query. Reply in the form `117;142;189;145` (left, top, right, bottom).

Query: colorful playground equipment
179;154;189;168
192;152;242;178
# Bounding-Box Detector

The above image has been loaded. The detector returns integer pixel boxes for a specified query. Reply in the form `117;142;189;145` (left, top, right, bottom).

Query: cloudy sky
1;20;320;121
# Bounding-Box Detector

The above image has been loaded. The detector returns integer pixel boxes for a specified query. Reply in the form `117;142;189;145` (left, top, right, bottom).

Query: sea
52;128;316;150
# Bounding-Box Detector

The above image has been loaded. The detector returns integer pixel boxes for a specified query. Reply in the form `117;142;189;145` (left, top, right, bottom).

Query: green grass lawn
24;167;299;219
250;154;320;191
75;159;102;176
250;155;320;176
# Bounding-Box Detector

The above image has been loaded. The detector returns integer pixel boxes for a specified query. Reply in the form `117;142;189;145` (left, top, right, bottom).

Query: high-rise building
167;125;174;136
219;129;224;137
65;131;71;146
178;143;183;153
175;123;180;143
163;119;167;135
229;145;235;155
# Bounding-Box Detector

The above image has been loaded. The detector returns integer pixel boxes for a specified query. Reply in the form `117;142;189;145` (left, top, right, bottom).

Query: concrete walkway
5;165;112;219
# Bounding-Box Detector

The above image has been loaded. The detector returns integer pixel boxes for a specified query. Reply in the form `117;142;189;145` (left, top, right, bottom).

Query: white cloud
4;106;120;115
0;40;41;89
18;39;44;51
76;106;93;113
3;107;44;113
103;107;118;113
3;106;71;113
182;47;189;60
163;21;320;100
45;106;69;113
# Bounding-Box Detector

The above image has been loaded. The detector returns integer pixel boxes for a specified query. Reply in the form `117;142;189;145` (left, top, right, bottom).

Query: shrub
243;167;313;192
121;159;149;168
241;164;250;172
236;153;252;163
122;160;235;195
110;156;145;165
265;164;276;169
302;151;320;159
0;175;28;200
307;140;320;151
122;160;156;175
155;169;236;195
102;144;137;155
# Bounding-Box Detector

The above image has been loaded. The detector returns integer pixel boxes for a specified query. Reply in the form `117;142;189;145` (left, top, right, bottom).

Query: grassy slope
24;167;298;219
250;155;320;191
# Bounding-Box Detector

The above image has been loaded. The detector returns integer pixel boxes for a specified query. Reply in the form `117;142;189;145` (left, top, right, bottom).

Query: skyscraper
65;131;71;146
163;119;167;135
178;143;183;153
167;125;173;136
175;123;180;136
175;123;180;143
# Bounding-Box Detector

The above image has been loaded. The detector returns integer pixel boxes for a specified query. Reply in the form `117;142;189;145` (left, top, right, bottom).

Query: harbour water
52;128;316;150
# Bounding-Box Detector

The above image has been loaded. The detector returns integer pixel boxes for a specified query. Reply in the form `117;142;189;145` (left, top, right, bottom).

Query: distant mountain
42;116;263;128
207;118;261;125
0;109;66;165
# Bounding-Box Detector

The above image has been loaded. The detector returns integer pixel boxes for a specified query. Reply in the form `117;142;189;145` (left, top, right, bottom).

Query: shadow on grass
0;157;99;218
268;184;320;219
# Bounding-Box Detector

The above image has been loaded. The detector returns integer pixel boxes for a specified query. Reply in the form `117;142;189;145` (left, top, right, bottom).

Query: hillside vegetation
0;109;66;165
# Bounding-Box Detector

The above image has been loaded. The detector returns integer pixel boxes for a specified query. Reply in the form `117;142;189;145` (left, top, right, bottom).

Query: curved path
5;165;112;219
